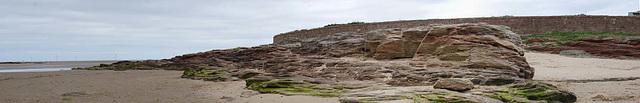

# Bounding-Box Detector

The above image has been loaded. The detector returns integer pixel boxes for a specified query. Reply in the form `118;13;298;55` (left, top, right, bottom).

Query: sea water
0;68;72;73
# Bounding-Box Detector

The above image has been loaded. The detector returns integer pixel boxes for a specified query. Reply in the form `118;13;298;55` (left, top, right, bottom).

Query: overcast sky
1;0;638;62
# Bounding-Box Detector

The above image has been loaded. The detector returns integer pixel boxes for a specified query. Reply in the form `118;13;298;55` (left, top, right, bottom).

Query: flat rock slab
433;78;474;92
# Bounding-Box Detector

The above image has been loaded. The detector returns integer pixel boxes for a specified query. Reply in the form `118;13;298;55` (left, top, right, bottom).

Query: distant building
631;11;640;16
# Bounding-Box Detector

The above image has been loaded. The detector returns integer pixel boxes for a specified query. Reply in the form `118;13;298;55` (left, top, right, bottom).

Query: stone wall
273;16;640;43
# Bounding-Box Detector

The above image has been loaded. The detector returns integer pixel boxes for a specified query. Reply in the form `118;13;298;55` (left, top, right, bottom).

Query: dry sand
1;52;639;103
526;52;640;80
550;80;640;103
526;52;640;103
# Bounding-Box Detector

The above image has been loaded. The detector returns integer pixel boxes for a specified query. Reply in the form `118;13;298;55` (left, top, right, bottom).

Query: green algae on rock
181;68;230;81
483;82;577;103
414;92;481;103
245;79;342;97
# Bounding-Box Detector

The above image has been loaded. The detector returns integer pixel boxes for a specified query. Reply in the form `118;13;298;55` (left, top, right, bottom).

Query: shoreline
0;68;72;73
0;60;119;70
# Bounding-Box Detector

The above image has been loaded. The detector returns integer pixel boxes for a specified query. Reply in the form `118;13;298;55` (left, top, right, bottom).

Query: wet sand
0;70;338;103
1;52;639;103
0;61;118;70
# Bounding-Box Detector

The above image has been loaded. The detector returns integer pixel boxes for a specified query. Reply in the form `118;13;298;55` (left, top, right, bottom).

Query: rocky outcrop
277;32;366;57
409;23;533;79
359;23;533;80
79;23;576;103
527;36;640;59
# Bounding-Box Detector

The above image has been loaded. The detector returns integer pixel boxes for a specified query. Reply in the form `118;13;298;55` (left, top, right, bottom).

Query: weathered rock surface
433;78;474;92
78;23;576;103
527;36;640;59
277;32;366;57
363;27;430;59
409;23;533;79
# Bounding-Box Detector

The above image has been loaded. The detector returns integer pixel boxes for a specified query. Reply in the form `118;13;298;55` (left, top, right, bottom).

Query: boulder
433;78;474;92
411;23;533;79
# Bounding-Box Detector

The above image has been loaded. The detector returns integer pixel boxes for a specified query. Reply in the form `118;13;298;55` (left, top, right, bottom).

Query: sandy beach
0;70;338;103
525;52;640;103
1;52;639;103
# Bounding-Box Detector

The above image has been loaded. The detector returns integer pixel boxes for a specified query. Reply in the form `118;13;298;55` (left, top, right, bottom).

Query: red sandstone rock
360;23;533;79
364;27;430;59
528;36;640;59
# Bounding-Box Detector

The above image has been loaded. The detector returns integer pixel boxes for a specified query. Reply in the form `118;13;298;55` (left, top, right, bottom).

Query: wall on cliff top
273;16;640;44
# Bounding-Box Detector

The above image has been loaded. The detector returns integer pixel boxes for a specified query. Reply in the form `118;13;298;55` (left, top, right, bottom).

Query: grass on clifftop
278;21;365;35
324;22;365;27
522;32;640;42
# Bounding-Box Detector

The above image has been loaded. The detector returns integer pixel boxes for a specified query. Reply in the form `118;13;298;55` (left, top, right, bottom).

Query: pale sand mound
0;70;338;103
526;52;640;103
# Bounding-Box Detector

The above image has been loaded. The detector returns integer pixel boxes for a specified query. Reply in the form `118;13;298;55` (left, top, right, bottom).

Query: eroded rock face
364;27;430;59
410;24;533;79
362;23;533;79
